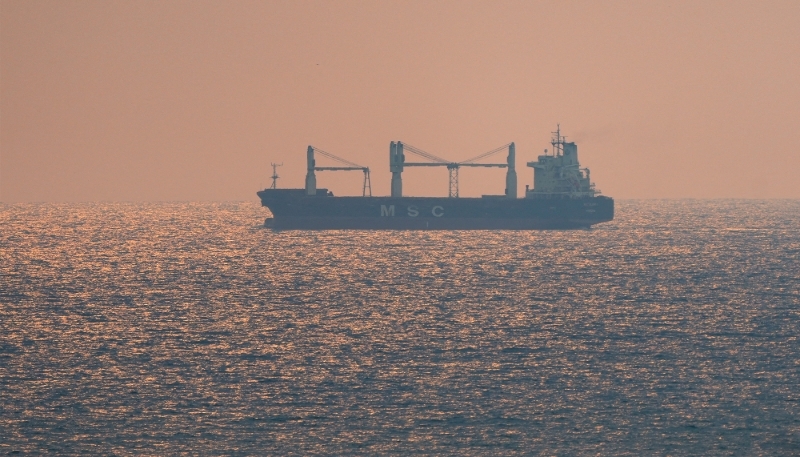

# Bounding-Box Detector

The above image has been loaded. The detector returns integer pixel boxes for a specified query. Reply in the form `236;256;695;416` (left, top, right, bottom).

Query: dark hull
258;189;613;230
265;216;601;230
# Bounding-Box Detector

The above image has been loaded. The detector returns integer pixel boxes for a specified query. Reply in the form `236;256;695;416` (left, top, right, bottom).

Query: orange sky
2;0;799;201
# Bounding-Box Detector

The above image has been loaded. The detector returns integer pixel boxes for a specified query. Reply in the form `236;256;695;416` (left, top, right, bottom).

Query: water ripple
1;200;799;455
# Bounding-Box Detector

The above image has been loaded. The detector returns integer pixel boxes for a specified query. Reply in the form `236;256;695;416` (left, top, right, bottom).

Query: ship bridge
525;126;597;198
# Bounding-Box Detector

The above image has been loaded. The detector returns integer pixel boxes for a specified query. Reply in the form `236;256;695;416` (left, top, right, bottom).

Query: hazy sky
2;0;799;201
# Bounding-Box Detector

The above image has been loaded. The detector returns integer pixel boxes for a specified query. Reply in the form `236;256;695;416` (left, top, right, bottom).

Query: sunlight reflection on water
1;200;799;454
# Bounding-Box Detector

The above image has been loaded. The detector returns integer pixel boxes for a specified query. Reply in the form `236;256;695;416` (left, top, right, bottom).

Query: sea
1;200;798;455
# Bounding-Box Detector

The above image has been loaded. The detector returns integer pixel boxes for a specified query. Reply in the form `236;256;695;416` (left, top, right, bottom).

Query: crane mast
306;146;372;196
390;142;516;198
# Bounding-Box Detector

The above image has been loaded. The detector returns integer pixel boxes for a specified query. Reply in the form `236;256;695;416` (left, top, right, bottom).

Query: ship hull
264;216;598;230
258;189;613;230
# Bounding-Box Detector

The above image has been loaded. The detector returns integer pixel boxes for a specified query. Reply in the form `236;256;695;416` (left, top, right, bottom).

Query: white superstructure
526;126;598;198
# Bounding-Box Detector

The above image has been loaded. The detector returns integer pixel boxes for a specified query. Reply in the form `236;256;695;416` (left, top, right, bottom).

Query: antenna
269;162;283;189
551;124;565;156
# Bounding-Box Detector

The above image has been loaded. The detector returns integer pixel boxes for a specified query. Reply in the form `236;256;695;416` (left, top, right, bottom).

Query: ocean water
1;200;799;455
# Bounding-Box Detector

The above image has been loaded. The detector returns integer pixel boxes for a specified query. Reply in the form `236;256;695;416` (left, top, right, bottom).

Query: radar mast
269;163;283;189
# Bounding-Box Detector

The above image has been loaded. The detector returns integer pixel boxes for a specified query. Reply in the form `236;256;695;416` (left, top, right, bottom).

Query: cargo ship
257;127;613;230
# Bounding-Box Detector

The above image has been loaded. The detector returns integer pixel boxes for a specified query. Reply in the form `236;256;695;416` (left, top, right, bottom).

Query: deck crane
304;146;372;196
390;142;516;198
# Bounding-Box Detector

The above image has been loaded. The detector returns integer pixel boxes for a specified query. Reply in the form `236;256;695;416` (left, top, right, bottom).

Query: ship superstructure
257;127;613;230
526;125;596;198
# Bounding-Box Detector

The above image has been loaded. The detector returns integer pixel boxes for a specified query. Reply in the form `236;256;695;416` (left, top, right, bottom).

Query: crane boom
306;146;372;196
459;143;512;164
312;147;365;168
459;163;507;168
315;166;367;171
395;142;512;197
403;163;454;167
